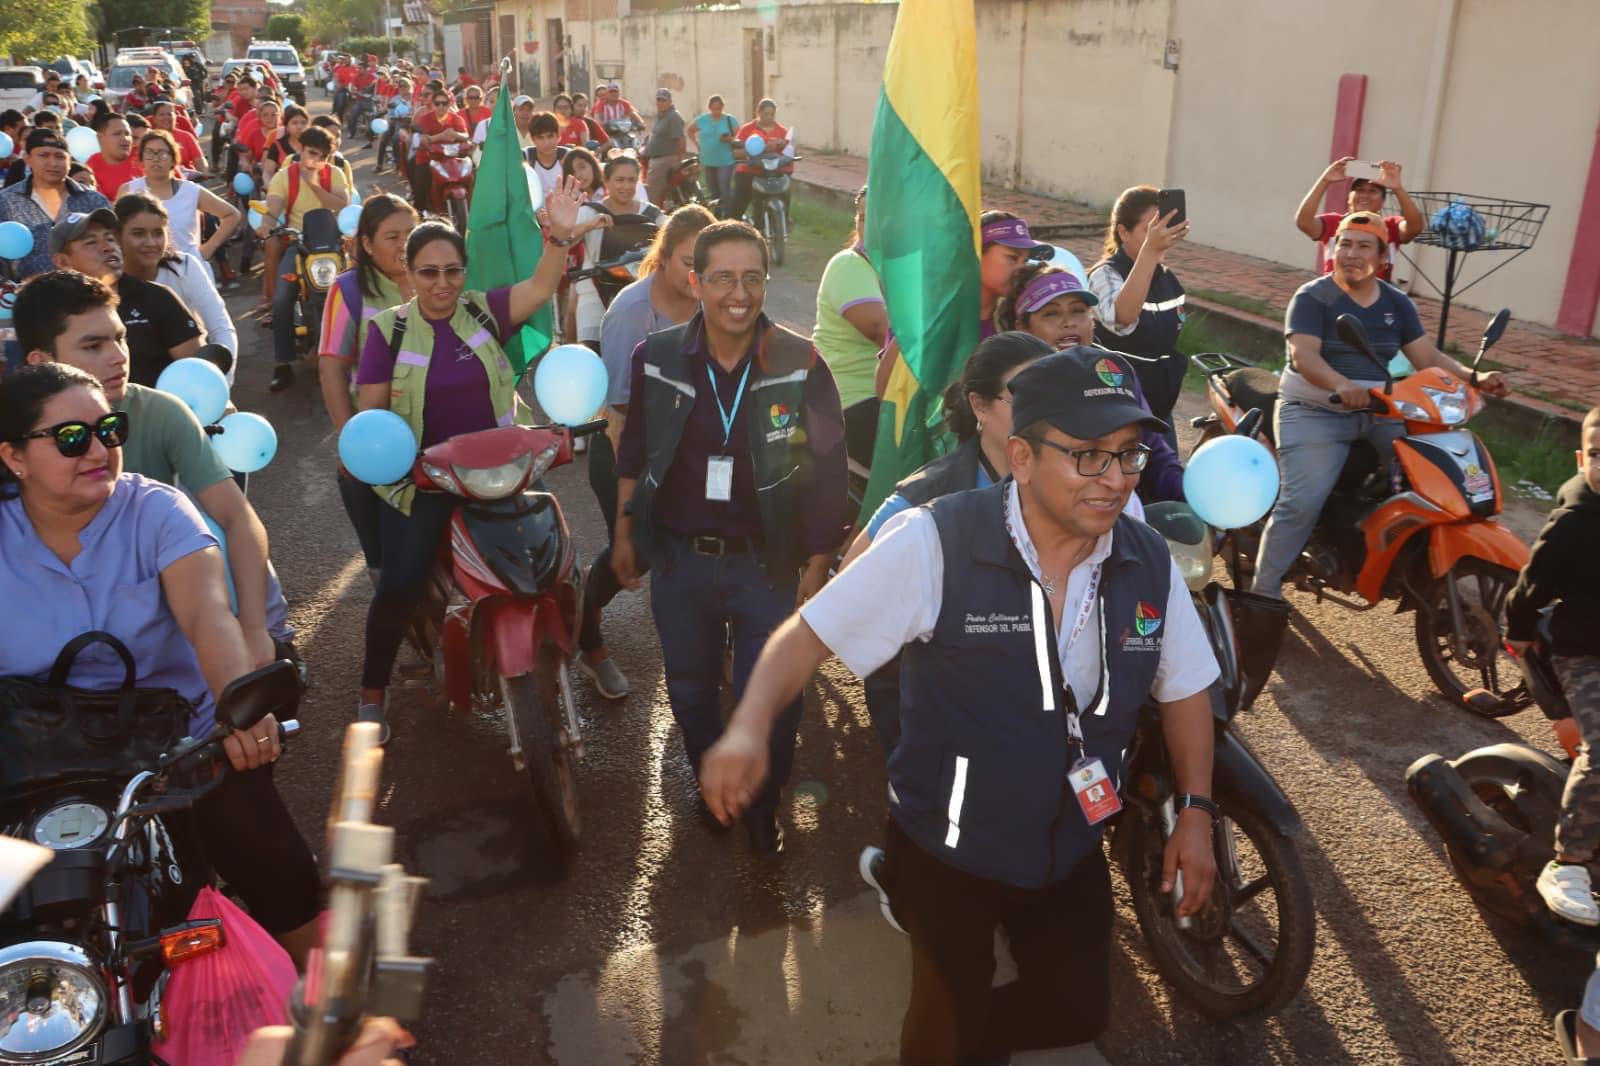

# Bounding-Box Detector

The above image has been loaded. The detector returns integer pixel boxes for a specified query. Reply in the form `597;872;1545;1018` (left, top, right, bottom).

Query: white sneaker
1537;861;1600;926
858;845;905;935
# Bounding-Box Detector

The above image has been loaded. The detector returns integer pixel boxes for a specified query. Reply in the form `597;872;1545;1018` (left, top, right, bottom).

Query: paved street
220;103;1591;1064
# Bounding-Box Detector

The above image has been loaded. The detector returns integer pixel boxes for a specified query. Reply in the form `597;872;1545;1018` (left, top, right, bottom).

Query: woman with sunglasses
0;363;323;965
351;180;583;742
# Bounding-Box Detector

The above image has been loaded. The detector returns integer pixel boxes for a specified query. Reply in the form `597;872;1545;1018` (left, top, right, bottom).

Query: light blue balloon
156;358;230;425
247;208;264;230
1182;435;1281;530
743;133;766;158
395;102;410;118
0;221;32;260
1045;244;1088;282
66;126;98;163
337;204;362;237
0;132;13;158
533;344;609;426
371;118;390;135
213;412;278;473
338;409;418;484
201;509;238;612
233;172;255;196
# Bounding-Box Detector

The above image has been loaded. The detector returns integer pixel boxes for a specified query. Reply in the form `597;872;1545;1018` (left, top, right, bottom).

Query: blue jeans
272;274;298;365
703;165;735;215
1251;400;1404;597
648;534;802;821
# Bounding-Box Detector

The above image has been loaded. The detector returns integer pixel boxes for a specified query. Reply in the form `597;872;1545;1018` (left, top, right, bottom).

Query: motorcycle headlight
762;156;780;170
1390;398;1430;421
306;254;341;291
0;941;108;1061
453;448;543;500
1422;384;1470;425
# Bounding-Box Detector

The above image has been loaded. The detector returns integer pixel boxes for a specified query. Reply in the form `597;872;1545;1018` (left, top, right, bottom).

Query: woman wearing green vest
351;178;584;742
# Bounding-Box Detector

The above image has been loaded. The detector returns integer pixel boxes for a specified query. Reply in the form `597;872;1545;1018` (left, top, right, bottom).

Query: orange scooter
1190;309;1531;714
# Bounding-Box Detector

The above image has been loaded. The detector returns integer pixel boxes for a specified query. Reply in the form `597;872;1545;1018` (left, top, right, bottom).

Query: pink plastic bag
150;886;296;1066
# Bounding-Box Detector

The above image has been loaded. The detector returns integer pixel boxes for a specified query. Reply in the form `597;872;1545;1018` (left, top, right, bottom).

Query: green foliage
342;34;412;58
98;0;211;43
3;0;93;61
266;13;308;52
305;0;386;45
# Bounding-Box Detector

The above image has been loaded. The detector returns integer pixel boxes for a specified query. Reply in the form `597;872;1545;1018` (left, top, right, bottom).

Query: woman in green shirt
813;185;888;465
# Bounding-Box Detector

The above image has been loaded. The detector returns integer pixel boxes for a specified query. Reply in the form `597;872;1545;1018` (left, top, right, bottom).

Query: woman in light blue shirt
688;94;740;218
0;362;321;962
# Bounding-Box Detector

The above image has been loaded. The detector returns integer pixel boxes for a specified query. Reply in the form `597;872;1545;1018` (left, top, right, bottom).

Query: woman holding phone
1086;185;1190;448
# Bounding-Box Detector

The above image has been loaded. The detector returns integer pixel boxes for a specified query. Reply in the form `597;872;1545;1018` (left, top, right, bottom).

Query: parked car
105;55;192;110
0;67;46;110
37;57;103;92
245;40;307;104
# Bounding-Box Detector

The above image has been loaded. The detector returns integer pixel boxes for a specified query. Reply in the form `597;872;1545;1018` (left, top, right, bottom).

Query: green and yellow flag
465;73;552;376
860;0;982;519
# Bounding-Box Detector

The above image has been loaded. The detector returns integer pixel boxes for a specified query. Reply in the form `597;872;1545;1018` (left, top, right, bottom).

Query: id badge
706;455;734;502
1068;757;1123;825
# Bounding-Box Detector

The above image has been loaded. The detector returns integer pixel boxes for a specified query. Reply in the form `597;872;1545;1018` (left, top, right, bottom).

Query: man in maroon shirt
612;221;847;856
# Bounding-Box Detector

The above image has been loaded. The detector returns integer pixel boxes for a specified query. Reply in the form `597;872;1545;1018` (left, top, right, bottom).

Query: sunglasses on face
414;264;465;282
17;411;130;457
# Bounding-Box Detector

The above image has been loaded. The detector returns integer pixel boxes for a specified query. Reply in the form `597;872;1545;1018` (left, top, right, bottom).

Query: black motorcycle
568;210;660;309
1117;497;1317;1018
0;638;301;1065
1406;608;1597;949
743;150;798;267
272;207;348;359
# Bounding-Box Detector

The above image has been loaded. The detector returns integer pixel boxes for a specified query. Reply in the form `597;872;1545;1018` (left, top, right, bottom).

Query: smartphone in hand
1345;160;1384;184
1157;187;1186;229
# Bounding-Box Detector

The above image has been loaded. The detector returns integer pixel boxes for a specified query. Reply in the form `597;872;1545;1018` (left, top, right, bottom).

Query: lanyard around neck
706;361;752;450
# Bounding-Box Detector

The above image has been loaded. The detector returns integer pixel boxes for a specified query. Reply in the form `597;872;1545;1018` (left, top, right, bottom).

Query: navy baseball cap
1008;347;1166;441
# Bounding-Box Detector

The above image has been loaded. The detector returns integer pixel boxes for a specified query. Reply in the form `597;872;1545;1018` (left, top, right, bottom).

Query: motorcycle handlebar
570;419;608;438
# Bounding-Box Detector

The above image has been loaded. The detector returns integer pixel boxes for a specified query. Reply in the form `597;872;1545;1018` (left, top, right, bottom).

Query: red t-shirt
235;109;262;148
335;64;358;87
376;82;399;101
464;106;493;130
556;116;590;147
457;73;478;87
734;120;791;174
174;111;197;136
354;68;377;91
87;154;143;196
1315;212;1407;281
171;128;205;169
413;110;468;162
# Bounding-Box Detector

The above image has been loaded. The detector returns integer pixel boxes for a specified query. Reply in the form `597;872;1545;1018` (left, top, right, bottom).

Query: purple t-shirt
356;287;517;447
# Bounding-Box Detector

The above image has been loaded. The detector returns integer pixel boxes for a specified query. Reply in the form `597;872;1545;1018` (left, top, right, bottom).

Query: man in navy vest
701;347;1221;1063
612;220;848;856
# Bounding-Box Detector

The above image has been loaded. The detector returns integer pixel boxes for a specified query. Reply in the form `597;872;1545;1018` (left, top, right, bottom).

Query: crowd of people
0;42;1597;1066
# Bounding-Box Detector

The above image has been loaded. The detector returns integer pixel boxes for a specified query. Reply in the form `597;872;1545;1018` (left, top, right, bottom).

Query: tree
305;0;385;45
2;0;93;62
266;13;307;51
95;0;212;45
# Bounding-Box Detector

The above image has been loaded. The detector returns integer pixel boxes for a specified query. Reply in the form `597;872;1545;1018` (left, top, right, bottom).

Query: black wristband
1175;793;1218;819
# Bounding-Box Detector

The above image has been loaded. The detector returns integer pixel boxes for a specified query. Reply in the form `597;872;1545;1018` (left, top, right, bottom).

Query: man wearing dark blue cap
699;346;1221;1063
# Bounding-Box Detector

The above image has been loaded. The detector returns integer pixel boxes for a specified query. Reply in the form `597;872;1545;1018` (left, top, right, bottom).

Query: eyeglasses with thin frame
1031;436;1151;477
413;264;465;282
700;271;768;294
141;148;174;161
16;411;130;458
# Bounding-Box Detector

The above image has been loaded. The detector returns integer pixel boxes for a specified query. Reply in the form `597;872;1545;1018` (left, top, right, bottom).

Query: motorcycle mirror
195;343;233;377
1476;308;1511;363
214;660;300;733
1334;313;1393;393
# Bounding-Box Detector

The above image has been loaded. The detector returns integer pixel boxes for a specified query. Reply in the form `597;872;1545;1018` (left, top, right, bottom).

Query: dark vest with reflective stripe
1092;247;1186;419
891;482;1172;888
630;313;816;576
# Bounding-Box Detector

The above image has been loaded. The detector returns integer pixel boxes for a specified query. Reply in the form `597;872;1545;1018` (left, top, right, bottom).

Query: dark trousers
648;534;801;821
410;159;431;210
883;818;1112;1065
190;765;322;934
727;172;791;226
844;397;880;470
271;273;298;364
362;492;454;690
579;428;622;654
377;123;400;170
338;467;384;570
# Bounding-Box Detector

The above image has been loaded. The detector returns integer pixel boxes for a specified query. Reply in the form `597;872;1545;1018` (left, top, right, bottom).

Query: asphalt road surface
222;101;1587;1065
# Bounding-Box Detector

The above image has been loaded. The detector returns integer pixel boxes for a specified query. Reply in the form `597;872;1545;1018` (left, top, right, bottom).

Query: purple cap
981;216;1049;253
1017;271;1098;313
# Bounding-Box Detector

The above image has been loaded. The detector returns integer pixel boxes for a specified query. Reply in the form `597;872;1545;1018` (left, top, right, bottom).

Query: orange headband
1336;213;1388;248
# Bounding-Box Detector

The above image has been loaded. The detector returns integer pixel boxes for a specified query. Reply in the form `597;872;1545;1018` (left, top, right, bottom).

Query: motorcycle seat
1221;367;1281;442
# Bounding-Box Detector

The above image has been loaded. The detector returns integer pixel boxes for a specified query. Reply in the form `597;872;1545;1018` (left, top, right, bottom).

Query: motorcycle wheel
1440;746;1565;929
767;202;786;267
447;197;469;236
1414;558;1531;715
501;646;581;847
1117;794;1316;1019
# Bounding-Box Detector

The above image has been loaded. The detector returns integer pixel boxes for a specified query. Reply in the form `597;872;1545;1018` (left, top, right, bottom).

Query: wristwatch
1175;793;1218;819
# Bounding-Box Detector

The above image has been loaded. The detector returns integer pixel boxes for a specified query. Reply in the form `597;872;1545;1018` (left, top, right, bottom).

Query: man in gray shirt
642;88;686;207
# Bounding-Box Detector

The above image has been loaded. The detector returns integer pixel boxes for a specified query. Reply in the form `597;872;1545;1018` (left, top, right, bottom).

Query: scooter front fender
1214;729;1303;839
1427;518;1530;578
483;594;576;678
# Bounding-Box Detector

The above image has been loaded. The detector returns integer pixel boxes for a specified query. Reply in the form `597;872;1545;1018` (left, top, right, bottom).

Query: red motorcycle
428;142;475;235
401;418;607;846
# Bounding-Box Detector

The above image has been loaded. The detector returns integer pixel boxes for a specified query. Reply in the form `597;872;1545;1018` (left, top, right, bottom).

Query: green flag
465;78;552;376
